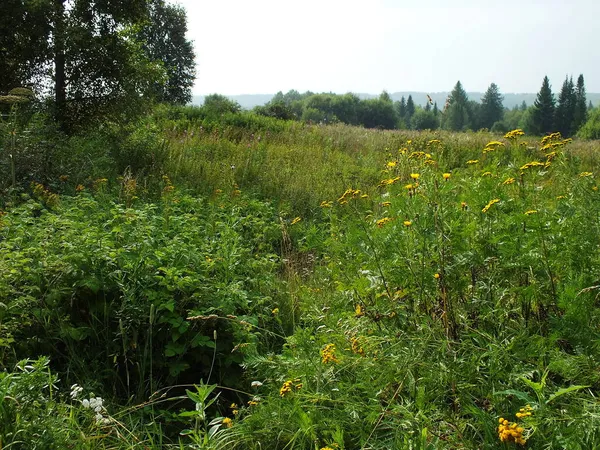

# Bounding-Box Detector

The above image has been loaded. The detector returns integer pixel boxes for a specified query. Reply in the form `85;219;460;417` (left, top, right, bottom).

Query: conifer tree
406;95;415;122
480;82;504;129
397;96;406;118
444;81;470;131
573;74;588;132
532;76;555;135
554;76;576;136
433;102;439;116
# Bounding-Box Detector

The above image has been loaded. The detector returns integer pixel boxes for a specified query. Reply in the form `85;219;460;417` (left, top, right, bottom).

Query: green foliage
0;191;282;399
203;94;242;115
2;109;600;449
410;108;439;130
577;107;600;140
139;0;196;105
532;76;556;135
554;76;577;137
443;81;471;131
480;82;504;129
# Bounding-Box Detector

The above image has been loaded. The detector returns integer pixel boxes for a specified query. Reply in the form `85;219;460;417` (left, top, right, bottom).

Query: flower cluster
321;344;340;364
520;161;548;171
82;396;110;425
338;188;363;204
378;177;401;187
376;217;393;228
350;336;365;356
31;182;60;208
515;404;533;419
498;418;526;445
483;141;505;153
320;200;333;208
279;379;302;397
505;129;525;139
482;198;500;213
503;177;516;185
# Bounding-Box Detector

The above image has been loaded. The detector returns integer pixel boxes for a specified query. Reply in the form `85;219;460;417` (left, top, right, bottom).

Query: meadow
1;107;600;449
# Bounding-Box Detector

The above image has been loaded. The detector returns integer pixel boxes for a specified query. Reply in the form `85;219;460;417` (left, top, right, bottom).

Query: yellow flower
376;217;393;228
524;210;538;215
380;201;392;207
461;201;468;210
467;159;479;165
355;304;365;317
520;161;546;170
76;184;85;192
320;200;333;208
481;171;492;177
442;173;451;180
272;308;279;315
386;161;397;168
482;198;500;213
222;417;233;428
403;220;412;227
321;344;339;364
410;173;420;180
434;273;440;279
291;217;301;225
504;128;525;139
280;380;294;397
502;177;515;185
579;171;593;177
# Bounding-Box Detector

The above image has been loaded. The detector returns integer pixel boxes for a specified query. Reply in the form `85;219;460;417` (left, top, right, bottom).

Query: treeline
249;76;597;137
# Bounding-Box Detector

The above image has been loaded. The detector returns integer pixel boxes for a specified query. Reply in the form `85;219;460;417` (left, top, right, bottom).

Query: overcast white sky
176;0;599;95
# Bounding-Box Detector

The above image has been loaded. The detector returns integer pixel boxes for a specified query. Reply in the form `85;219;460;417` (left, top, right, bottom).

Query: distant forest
193;91;600;111
193;77;599;137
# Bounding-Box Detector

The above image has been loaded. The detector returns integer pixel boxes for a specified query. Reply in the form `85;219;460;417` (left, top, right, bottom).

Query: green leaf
546;385;589;404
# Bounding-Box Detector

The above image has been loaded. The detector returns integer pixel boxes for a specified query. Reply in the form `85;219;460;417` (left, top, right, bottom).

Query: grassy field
1;111;600;449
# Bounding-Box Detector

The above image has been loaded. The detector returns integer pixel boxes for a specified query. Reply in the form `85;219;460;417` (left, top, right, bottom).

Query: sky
176;0;600;95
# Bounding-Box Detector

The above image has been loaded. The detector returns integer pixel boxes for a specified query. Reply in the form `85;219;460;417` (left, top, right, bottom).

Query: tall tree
573;74;588;132
396;96;407;119
433;102;439;116
406;95;416;123
480;82;504;129
2;0;195;130
139;0;196;105
554;76;576;136
532;76;555;135
0;0;52;93
444;81;471;131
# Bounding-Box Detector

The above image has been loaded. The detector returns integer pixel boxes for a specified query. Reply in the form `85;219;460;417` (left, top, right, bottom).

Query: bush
577;108;600;140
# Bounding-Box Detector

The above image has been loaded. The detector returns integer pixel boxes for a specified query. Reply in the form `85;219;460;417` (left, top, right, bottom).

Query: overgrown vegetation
2;94;600;448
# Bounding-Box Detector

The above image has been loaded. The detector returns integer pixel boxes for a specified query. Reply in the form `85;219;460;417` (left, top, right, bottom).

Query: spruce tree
397;96;407;119
532;76;555;135
433;102;439;116
573;74;588;132
444;81;470;131
406;95;415;123
480;83;504;129
554;76;576;137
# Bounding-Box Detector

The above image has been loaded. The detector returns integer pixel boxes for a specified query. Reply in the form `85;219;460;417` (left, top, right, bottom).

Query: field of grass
1;110;600;449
